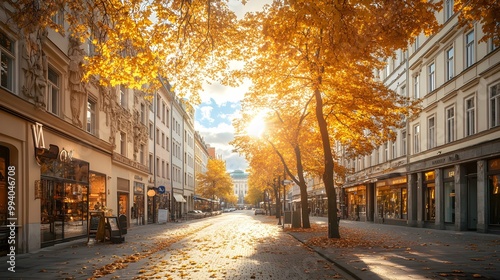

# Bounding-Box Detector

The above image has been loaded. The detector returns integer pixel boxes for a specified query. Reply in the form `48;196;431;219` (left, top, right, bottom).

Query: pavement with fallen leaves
1;212;499;280
288;217;500;280
0;211;349;280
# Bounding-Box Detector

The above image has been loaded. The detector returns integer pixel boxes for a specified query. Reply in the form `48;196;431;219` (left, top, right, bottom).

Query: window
166;108;170;127
491;37;499;52
383;142;388;162
391;141;396;159
161;132;165;148
140;103;145;124
414;74;420;99
119;85;127;108
149;153;153;173
414;36;420;52
401;130;407;156
445;0;454;21
156;128;160;144
466;31;475;68
120;132;126;155
149;123;154;140
51;9;64;26
140;144;145;164
0;31;15;91
400;85;406;97
428;116;436;149
446;47;454;81
162;102;166;123
47;67;60;115
465;96;475;136
86;35;96;56
413;125;420;154
156;95;161;118
490;83;500;128
87;99;96;135
428;62;435;92
446;106;455;143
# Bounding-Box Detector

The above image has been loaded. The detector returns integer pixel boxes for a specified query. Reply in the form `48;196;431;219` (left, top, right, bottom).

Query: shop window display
489;174;500;225
89;173;106;212
377;187;403;219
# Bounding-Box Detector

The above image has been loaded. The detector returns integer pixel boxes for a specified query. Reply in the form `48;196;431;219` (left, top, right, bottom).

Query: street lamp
282;179;291;229
275;176;282;226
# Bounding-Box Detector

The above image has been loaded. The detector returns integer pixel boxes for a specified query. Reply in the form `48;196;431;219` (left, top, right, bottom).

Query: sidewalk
2;215;499;280
288;217;500;280
0;219;208;280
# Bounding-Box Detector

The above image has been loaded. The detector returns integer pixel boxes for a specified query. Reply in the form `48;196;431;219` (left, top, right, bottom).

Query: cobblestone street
106;212;347;280
1;211;350;280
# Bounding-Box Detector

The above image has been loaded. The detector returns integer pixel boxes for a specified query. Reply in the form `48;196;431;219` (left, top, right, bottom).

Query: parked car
254;208;265;215
187;210;204;219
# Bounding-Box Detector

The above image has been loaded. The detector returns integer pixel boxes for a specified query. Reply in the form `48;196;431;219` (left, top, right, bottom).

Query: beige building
342;2;500;233
0;7;201;254
0;15;150;255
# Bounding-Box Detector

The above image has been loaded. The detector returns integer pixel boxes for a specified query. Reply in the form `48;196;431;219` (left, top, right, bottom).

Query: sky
194;0;270;173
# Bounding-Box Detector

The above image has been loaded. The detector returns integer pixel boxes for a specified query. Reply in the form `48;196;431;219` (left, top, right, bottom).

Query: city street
0;211;349;280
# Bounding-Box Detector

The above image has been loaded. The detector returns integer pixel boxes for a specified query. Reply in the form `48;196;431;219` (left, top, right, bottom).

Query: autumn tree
196;158;233;211
233;130;285;218
236;1;442;238
455;0;500;46
3;0;244;101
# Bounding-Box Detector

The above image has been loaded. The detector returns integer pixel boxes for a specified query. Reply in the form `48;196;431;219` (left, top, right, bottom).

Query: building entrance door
41;180;64;244
468;176;478;230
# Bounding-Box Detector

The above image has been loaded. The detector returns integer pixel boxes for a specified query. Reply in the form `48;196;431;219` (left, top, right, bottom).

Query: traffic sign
158;185;166;194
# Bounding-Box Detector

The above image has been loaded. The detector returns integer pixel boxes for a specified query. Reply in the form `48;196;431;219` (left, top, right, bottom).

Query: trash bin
118;214;127;235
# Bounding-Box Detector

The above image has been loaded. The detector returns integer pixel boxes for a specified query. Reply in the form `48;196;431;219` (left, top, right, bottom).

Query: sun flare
246;112;266;137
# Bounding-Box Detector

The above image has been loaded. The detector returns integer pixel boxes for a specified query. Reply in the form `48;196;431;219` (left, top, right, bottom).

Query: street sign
158;186;165;194
158;185;166;194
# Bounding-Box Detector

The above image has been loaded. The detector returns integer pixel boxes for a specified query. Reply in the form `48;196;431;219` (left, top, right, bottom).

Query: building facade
0;14;150;253
230;170;248;208
0;7;204;254
342;3;500;234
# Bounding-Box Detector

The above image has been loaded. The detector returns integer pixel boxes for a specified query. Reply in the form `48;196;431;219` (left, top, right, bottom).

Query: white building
343;2;500;234
230;170;249;208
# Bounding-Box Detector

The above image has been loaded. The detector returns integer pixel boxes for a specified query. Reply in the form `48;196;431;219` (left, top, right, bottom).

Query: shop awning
173;193;186;203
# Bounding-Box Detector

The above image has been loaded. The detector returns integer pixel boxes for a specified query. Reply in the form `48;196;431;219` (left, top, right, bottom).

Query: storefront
89;172;107;212
132;182;145;225
0;145;15;255
375;176;408;224
344;185;366;221
424;171;436;222
39;152;89;246
116;178;129;228
442;167;455;224
488;158;500;229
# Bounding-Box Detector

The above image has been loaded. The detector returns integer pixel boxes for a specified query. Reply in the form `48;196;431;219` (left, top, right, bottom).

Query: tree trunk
293;146;311;228
314;88;340;238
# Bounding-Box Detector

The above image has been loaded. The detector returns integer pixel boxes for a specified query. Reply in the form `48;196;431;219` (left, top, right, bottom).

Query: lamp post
277;176;282;226
282;179;291;229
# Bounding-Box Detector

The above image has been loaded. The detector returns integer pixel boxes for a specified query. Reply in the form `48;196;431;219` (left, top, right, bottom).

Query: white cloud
194;0;272;172
200;82;248;106
199;106;214;123
195;120;247;172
